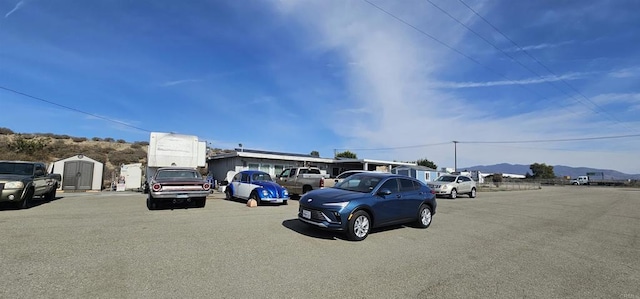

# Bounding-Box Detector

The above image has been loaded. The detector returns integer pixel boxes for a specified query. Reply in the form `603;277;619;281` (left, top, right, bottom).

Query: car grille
300;207;338;223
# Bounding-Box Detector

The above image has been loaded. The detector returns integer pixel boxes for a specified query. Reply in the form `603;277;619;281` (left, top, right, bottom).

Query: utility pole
453;141;459;172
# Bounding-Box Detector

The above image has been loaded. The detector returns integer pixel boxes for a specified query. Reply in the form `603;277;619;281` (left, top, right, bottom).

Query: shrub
72;137;88;142
0;127;14;135
116;139;126;143
91;137;103;141
104;137;115;142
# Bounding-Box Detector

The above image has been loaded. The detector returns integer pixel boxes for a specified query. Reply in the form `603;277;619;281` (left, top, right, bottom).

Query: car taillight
203;183;210;190
152;183;161;192
319;178;324;188
430;190;436;195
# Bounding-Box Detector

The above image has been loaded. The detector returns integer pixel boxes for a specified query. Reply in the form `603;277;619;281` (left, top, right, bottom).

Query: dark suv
298;173;436;241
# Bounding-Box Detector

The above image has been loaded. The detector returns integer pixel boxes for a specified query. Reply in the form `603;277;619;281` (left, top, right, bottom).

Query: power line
333;133;640;152
0;85;151;133
455;0;634;132
335;142;451;152
457;133;640;144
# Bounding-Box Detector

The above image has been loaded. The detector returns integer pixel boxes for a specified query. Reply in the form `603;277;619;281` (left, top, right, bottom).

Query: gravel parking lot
1;186;639;298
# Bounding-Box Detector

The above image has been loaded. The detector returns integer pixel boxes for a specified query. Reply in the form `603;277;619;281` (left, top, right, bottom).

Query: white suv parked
428;174;477;199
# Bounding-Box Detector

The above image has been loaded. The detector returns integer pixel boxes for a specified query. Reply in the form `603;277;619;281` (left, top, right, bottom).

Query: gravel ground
1;186;639;298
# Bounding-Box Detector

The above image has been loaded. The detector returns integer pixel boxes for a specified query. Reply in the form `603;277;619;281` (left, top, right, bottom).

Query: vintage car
225;170;289;205
146;167;210;210
298;172;437;241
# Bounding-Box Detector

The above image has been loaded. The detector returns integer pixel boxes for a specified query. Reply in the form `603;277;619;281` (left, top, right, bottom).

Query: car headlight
4;181;24;189
283;189;289;196
261;189;270;197
323;201;349;209
441;184;450;189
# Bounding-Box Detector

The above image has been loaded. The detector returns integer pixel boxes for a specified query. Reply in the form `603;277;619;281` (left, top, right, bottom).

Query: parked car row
144;165;478;241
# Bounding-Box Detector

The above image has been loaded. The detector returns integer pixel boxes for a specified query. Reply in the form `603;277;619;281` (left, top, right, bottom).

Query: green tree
416;158;437;170
529;163;555;179
310;150;320;157
335;150;357;159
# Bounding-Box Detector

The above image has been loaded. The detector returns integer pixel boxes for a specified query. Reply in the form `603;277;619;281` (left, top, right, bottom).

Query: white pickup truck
276;167;329;196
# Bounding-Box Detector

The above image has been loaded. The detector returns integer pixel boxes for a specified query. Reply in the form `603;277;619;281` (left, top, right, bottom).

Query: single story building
391;165;441;185
206;148;416;183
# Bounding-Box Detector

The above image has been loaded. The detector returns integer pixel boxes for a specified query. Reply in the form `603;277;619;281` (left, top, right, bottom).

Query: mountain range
461;163;640;180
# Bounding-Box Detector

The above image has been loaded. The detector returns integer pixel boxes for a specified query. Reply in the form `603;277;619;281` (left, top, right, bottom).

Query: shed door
63;161;94;190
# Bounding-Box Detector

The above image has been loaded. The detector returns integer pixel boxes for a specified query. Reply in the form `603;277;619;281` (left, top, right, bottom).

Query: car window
436;176;456;182
157;170;199;179
241;173;250;183
399;178;416;191
233;173;242;182
337;171;361;179
279;169;291;178
336;174;381;193
460;176;471;182
252;172;272;181
379;179;399;193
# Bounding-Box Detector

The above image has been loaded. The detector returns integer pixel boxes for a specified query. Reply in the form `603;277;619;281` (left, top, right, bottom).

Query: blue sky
1;0;639;174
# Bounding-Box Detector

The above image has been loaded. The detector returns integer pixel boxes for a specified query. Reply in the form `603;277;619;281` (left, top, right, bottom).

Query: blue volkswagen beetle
298;172;436;241
225;170;289;205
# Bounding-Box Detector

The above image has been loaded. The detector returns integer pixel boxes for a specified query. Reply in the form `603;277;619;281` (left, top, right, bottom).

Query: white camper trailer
144;132;206;192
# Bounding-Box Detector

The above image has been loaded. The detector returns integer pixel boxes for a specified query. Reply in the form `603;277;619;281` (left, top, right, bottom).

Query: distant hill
462;163;640;180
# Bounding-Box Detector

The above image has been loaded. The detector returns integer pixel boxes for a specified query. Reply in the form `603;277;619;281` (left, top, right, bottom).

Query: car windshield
336;171;362;179
335;174;382;193
156;170;200;179
252;172;272;181
435;176;456;182
0;162;34;176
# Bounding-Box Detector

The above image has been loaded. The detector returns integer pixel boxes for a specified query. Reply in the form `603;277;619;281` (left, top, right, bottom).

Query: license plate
176;194;189;199
273;199;282;203
302;210;311;219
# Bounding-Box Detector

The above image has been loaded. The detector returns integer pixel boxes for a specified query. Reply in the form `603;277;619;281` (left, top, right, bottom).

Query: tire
250;192;261;206
416;205;432;228
146;195;157;210
450;188;457;199
225;188;233;200
19;188;34;209
347;210;371;241
44;187;57;201
469;187;476;198
283;200;288;205
195;197;206;208
302;186;312;194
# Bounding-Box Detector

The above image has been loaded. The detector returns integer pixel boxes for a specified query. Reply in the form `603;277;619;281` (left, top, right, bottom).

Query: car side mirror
377;188;392;196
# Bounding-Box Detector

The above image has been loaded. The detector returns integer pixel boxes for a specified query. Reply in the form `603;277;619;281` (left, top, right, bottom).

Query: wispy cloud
4;1;24;18
432;72;587;89
507;40;574;52
161;79;202;87
608;66;640;78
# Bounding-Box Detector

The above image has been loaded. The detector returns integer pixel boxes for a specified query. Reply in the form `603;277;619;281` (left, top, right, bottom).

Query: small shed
49;154;104;191
391;165;440;185
120;163;143;191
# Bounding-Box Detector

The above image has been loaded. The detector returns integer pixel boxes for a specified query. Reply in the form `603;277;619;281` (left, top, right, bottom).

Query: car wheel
250;192;261;206
225;188;233;200
347;210;371;241
283;200;288;205
469;187;476;198
19;188;34;209
302;185;312;194
146;195;157;210
450;188;457;199
416;205;433;228
196;197;206;208
44;187;57;201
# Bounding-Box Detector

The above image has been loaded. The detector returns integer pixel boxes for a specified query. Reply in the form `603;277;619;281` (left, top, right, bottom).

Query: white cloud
432;72;587;88
272;1;640;174
507;40;574;52
608;67;640;78
4;0;24;18
161;79;202;87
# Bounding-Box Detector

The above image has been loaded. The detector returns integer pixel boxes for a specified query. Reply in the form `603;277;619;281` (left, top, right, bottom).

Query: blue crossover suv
298;173;436;241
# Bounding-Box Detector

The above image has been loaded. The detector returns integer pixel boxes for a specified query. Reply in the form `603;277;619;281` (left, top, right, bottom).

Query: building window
425;172;430;181
248;163;259;170
259;164;270;173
